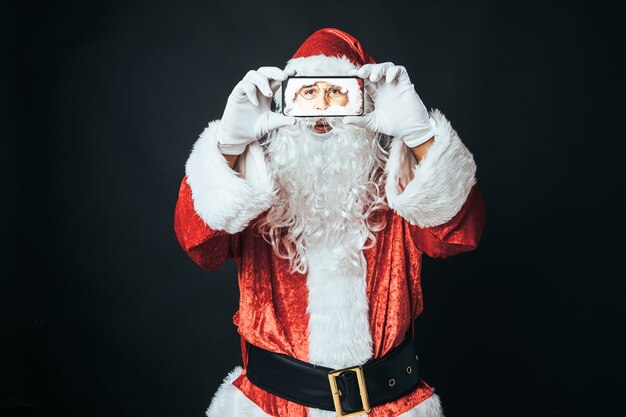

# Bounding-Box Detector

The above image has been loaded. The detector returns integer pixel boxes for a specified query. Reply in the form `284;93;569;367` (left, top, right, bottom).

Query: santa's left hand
344;63;434;148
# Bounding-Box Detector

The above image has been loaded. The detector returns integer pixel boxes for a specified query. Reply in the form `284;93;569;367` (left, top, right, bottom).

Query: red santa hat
275;28;376;111
288;27;376;70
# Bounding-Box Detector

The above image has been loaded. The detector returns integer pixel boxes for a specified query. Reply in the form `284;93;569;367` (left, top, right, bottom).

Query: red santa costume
174;28;486;417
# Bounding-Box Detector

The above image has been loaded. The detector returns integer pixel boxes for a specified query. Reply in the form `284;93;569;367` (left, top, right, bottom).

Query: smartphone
282;76;364;117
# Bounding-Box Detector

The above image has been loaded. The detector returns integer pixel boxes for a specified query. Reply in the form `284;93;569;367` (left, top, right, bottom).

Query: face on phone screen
282;76;364;117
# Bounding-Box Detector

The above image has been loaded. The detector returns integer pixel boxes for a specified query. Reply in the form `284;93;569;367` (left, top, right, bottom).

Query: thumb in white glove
217;67;297;155
343;63;434;148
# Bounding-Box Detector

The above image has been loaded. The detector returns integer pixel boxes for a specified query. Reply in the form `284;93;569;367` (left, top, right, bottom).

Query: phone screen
282;76;364;117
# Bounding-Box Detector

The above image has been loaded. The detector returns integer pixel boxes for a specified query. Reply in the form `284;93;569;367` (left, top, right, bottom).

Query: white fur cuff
385;109;477;228
185;120;275;234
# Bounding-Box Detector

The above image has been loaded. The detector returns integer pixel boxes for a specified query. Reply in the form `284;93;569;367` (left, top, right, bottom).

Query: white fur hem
185;120;275;233
205;366;272;417
385;109;477;228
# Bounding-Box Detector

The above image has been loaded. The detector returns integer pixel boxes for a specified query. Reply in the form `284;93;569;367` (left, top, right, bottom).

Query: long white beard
258;117;389;274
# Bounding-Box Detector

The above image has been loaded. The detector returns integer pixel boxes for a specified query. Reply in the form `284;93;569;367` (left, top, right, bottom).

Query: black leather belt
246;335;420;417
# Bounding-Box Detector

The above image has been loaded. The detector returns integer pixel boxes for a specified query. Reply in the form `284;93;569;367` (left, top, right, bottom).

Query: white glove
344;62;434;148
217;67;297;155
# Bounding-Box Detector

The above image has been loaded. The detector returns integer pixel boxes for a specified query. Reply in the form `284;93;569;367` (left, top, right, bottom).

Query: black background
2;1;624;416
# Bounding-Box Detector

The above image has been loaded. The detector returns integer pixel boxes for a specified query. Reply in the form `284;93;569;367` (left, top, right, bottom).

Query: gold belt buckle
327;365;371;417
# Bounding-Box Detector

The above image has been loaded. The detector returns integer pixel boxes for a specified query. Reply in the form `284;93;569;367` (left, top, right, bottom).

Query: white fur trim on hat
185;120;275;234
286;54;360;76
385;109;477;228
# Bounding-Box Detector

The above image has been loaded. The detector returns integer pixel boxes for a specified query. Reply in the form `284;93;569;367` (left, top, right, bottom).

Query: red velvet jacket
174;173;486;417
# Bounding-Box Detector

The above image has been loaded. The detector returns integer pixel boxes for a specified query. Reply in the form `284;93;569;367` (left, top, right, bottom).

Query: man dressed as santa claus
174;28;486;417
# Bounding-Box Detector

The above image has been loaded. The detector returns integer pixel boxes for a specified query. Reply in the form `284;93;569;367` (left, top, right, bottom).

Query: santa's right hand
217;67;297;155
